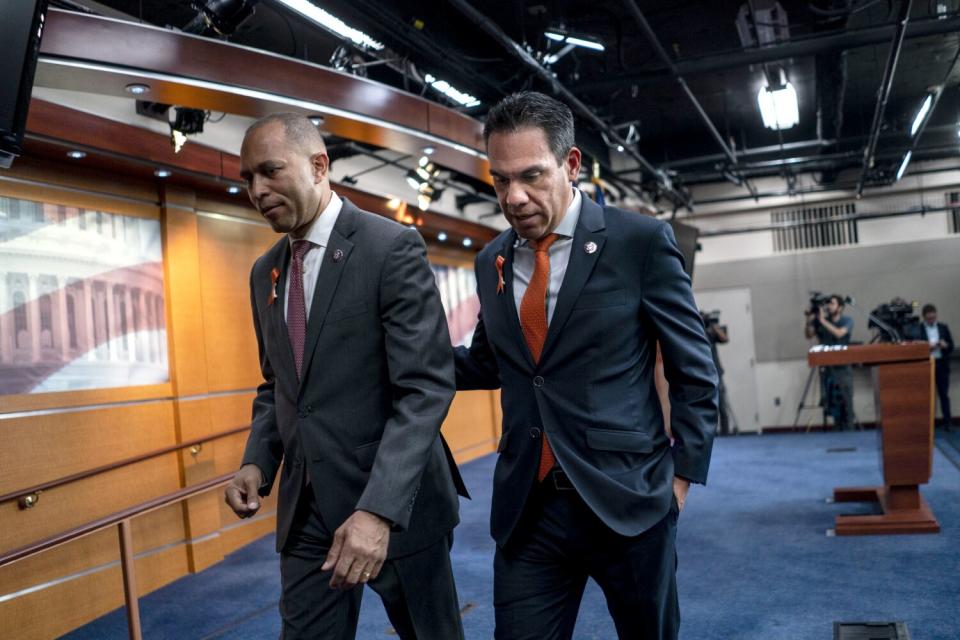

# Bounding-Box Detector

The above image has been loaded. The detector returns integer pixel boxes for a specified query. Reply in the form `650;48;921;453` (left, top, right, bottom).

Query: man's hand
817;306;826;324
672;476;690;512
224;464;263;518
322;510;390;590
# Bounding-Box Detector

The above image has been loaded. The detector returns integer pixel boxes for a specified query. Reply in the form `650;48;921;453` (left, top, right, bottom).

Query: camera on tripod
868;297;920;342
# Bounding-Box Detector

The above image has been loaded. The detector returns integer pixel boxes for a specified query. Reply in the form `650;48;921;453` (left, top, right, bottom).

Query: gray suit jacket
243;198;467;557
455;195;718;548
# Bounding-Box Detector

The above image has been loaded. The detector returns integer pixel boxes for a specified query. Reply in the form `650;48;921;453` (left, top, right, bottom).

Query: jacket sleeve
641;222;719;485
943;323;954;356
241;263;285;496
354;229;456;529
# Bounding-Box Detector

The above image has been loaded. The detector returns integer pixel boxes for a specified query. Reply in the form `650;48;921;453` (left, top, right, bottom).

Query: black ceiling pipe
622;0;757;201
855;0;913;197
571;13;960;93
446;0;692;210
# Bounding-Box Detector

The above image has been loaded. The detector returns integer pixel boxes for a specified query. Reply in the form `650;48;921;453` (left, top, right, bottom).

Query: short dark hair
922;303;937;315
483;91;575;164
245;112;326;155
829;294;845;307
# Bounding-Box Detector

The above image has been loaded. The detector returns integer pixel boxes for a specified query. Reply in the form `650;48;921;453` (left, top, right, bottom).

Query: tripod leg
793;366;818;428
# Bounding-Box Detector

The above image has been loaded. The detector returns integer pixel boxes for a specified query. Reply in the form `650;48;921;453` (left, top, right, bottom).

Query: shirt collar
516;187;581;247
288;191;342;251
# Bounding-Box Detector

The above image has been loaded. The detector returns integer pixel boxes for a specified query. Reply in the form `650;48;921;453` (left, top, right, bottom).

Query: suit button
306;405;313;413
533;376;544;387
529;427;541;438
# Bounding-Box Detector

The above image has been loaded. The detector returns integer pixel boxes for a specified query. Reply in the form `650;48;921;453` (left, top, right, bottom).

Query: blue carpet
66;431;960;639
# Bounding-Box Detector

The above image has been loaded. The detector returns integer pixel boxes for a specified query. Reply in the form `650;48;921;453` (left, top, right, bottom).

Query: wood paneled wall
0;157;500;638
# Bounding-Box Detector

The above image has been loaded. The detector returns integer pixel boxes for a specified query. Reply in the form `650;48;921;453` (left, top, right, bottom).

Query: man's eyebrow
489;164;547;179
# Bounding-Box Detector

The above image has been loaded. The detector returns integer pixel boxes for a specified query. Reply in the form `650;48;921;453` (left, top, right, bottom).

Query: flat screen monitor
0;0;49;169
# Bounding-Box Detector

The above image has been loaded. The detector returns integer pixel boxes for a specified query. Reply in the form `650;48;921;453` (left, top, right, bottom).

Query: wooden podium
808;342;939;535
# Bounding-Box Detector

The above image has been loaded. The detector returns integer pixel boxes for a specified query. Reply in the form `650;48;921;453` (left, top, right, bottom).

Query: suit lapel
496;231;536;370
268;240;299;379
540;196;607;363
298;201;357;388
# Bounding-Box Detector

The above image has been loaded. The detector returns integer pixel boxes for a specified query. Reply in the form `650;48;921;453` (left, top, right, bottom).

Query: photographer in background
702;311;732;435
805;294;856;431
918;304;953;431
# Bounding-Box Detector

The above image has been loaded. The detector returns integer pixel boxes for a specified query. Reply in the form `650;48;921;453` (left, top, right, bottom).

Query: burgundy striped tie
288;240;311;378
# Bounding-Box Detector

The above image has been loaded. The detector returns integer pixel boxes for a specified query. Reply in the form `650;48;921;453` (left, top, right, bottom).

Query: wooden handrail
0;472;235;568
0;425;250;507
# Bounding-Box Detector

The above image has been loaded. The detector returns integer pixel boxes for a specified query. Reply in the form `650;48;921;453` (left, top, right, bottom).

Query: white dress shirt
284;192;343;321
512;188;582;324
925;322;942;359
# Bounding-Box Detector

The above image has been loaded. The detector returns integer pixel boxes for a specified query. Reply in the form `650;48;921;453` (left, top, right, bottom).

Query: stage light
910;93;933;137
422;74;481;108
276;0;383;50
757;80;799;130
169;107;206;153
544;30;605;52
896;150;912;182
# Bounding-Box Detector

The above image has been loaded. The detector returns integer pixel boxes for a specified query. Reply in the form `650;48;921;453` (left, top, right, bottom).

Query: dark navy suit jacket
455;194;718;548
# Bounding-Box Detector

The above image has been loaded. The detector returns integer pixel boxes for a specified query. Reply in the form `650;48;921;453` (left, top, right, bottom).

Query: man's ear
565;146;582;182
311;151;329;183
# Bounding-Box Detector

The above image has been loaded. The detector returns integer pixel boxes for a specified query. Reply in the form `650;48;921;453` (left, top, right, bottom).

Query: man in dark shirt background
805;294;855;430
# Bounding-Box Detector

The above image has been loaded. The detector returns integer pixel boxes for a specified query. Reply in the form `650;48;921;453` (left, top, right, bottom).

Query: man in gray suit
225;113;467;639
455;92;718;639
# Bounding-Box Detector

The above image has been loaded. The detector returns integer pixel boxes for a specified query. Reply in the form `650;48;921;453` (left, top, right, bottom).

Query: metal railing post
117;519;143;640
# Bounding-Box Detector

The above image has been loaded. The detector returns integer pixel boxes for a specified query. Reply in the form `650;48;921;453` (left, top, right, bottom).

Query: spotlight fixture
437;231;448;242
154;169;172;178
910;93;934;137
182;0;258;38
169;107;206;154
227;185;242;194
462;238;473;248
66;150;87;159
757;70;799;130
125;83;151;96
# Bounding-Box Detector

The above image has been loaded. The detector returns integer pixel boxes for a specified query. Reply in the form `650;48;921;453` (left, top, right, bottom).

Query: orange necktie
519;233;559;482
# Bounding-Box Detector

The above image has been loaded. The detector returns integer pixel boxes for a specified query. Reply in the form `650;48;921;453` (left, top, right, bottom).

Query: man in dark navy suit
919;303;954;430
454;92;718;639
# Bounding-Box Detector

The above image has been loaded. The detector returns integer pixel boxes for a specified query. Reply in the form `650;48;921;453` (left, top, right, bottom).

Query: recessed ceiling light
154;169;172;178
462;237;473;247
421;146;435;156
227;185;242;194
125;83;151;96
437;231;448;242
309;115;325;126
66;150;86;159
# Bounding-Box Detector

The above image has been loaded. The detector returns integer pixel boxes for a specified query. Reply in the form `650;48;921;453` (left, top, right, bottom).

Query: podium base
833;486;940;535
